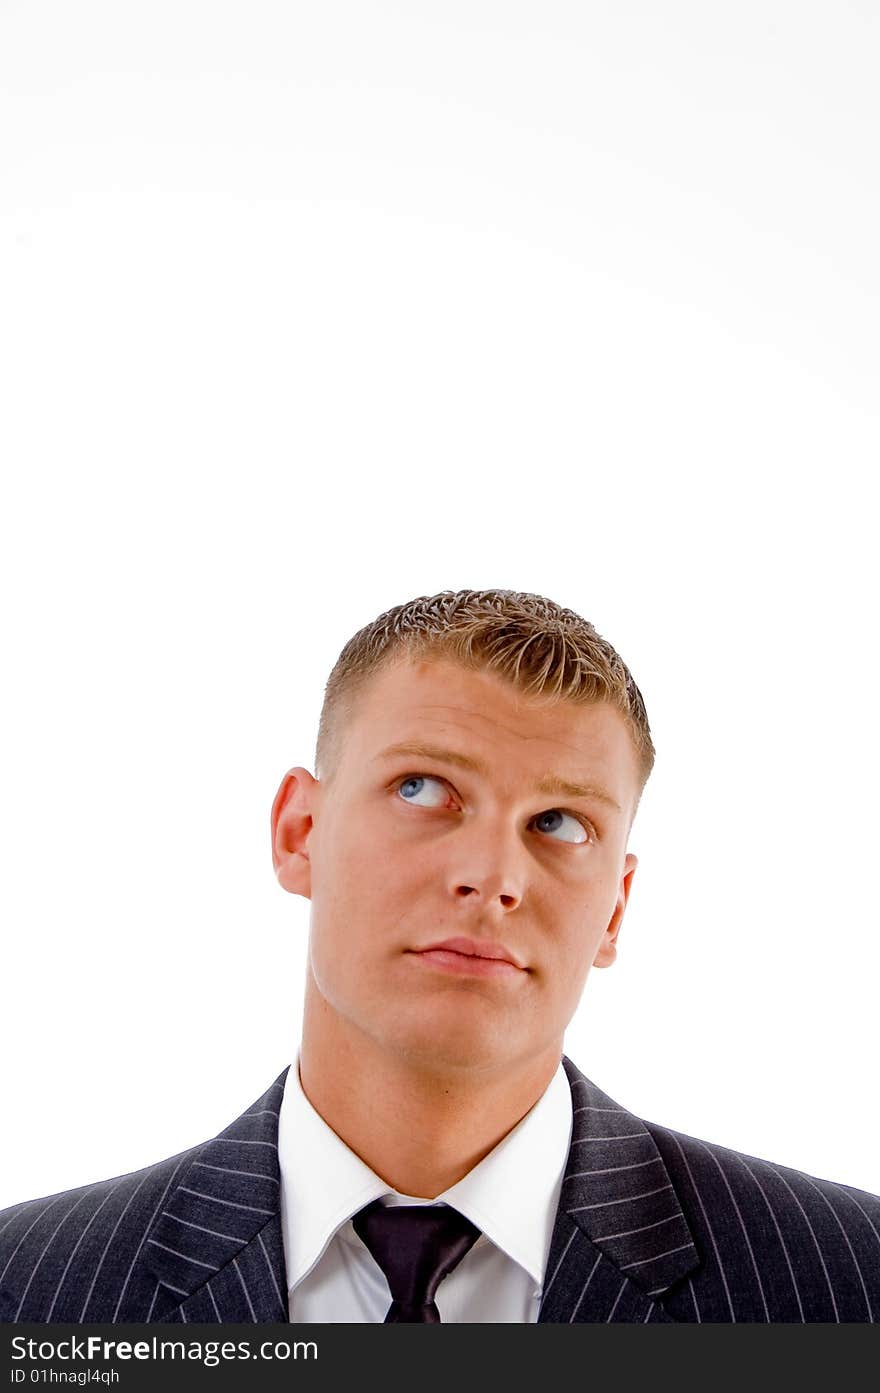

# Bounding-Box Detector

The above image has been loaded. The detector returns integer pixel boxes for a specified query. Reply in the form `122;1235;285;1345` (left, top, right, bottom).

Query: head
271;589;654;1083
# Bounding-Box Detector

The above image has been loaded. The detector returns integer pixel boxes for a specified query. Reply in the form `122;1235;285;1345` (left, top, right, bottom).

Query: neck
298;978;561;1198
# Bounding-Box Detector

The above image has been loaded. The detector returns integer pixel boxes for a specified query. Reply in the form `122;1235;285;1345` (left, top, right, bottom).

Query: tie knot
352;1200;481;1322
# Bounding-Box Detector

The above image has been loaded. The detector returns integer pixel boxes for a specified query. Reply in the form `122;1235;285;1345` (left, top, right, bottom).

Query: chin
388;1024;516;1075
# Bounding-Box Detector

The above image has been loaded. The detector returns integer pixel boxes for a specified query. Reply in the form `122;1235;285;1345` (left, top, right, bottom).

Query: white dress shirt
277;1051;573;1323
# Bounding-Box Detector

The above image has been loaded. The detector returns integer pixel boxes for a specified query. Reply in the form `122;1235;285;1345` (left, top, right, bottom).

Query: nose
446;819;526;911
455;882;519;910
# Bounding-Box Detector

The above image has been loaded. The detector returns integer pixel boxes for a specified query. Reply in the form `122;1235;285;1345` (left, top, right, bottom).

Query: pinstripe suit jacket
2;1055;879;1324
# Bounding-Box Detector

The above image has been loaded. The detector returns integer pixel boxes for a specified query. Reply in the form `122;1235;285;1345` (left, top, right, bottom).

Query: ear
271;767;319;898
593;852;638;968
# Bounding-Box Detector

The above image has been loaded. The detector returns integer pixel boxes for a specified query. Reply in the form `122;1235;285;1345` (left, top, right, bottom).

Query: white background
1;1;878;1210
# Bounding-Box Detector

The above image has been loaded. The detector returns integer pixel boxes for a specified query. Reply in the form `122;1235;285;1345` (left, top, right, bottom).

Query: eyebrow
374;741;623;814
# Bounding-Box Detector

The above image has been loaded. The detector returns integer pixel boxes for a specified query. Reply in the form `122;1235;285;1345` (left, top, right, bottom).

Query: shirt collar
278;1049;573;1297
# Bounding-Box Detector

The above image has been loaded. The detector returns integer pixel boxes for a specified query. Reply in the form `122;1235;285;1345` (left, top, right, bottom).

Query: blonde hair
315;588;655;801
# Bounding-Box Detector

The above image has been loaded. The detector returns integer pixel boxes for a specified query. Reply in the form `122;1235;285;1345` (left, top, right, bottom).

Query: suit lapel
142;1070;290;1323
143;1056;700;1324
537;1056;700;1322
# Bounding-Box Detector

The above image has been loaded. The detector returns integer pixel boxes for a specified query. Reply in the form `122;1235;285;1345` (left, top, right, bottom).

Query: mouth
407;947;525;980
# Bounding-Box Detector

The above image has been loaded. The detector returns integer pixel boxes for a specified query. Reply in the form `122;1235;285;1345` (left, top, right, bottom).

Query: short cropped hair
314;588;655;804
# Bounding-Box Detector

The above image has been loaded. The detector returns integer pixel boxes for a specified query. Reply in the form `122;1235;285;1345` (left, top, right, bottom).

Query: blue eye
531;809;590;845
397;775;447;808
395;775;591;844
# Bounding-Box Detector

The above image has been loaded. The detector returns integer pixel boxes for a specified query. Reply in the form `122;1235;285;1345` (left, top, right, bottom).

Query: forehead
345;656;640;803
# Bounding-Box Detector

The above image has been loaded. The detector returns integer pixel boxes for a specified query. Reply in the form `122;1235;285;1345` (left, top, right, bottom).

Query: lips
414;936;525;969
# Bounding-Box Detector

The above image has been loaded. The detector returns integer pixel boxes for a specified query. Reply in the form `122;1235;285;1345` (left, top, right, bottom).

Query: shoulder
1;1067;289;1324
644;1114;880;1221
0;1143;202;1324
642;1117;880;1322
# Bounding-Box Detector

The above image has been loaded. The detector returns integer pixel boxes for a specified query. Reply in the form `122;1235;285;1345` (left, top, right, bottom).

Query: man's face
273;655;640;1079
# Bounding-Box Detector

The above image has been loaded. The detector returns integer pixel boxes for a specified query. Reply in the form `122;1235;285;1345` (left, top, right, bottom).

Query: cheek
310;827;422;932
552;909;608;980
344;824;430;891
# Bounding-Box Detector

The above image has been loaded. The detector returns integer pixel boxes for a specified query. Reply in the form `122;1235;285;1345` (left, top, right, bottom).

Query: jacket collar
143;1069;291;1323
536;1056;700;1321
144;1055;699;1323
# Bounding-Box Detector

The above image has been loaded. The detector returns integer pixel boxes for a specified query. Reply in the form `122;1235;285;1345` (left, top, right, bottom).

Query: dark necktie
352;1199;482;1322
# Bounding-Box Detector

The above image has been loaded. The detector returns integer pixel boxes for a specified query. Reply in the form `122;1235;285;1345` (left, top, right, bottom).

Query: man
2;589;878;1324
